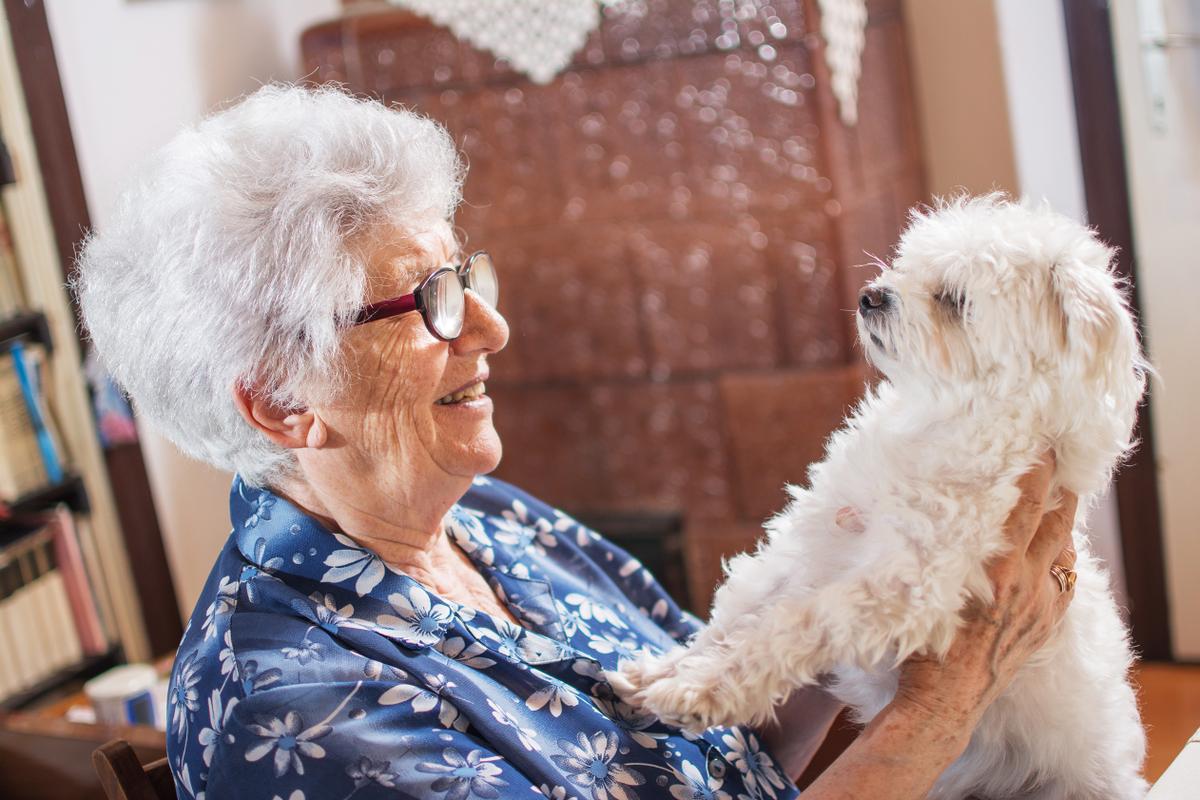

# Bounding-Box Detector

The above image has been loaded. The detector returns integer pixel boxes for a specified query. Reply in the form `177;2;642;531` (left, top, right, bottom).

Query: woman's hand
802;453;1079;799
894;452;1079;740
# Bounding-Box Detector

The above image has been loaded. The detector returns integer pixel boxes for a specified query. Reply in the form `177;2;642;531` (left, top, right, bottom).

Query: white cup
84;664;158;726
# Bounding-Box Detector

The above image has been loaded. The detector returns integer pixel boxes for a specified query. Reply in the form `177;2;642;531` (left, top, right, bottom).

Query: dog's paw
607;649;737;734
605;648;677;707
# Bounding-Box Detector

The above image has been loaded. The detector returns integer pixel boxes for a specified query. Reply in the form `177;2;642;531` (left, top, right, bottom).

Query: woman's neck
274;470;519;624
274;469;466;578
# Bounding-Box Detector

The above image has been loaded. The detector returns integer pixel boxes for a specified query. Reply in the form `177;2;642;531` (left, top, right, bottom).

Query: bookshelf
0;648;118;713
0;314;90;533
0;1;151;707
0;310;52;353
4;473;88;524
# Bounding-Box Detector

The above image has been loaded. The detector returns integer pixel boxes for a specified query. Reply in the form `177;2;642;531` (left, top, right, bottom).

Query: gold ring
1050;564;1077;593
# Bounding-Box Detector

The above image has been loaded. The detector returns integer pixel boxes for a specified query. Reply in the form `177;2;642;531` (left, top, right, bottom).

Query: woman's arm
800;696;973;799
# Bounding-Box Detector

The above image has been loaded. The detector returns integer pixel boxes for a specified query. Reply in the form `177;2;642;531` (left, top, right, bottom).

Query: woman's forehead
366;223;457;285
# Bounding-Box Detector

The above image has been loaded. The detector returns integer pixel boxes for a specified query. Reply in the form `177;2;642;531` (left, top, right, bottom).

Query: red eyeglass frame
352;250;494;340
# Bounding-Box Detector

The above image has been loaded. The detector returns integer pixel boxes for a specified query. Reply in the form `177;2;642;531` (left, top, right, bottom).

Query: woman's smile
434;377;488;405
431;391;492;413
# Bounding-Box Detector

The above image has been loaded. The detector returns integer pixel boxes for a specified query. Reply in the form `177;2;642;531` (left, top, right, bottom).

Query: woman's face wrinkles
313;220;505;489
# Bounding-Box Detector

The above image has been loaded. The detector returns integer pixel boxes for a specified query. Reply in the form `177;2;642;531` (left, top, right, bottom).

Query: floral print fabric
167;475;798;800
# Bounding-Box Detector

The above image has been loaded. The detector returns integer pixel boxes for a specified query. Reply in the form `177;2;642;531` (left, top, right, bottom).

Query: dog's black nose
859;287;890;314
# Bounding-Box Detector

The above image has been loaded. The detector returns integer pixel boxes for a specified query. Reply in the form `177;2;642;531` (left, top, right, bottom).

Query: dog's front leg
610;532;949;733
609;545;844;732
609;632;798;732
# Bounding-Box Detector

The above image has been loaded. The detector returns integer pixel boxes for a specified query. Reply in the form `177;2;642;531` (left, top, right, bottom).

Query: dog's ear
1050;254;1132;385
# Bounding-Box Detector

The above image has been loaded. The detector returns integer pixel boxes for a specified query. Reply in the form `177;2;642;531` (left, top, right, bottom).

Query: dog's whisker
856;250;893;272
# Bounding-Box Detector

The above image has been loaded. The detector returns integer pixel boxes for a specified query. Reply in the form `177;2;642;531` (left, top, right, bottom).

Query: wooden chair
92;740;176;800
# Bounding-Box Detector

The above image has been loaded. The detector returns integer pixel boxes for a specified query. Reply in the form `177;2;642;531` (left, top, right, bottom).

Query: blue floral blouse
166;475;799;800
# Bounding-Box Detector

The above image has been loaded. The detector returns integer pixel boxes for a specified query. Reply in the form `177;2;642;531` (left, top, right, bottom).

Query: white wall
1110;0;1200;660
901;0;1018;197
992;0;1128;610
45;0;340;618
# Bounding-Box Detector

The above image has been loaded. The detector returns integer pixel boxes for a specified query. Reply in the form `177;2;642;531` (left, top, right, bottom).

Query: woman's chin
422;398;504;477
471;437;504;476
440;431;503;479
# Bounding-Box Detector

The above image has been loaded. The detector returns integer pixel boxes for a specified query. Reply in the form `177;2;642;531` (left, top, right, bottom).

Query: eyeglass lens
465;253;499;308
425;269;465;339
420;252;499;340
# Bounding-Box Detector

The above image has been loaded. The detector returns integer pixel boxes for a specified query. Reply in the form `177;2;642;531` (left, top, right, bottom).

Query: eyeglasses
352;251;499;341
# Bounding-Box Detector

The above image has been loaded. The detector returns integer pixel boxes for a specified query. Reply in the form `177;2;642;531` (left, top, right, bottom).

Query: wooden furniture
92;740;174;800
0;712;166;800
301;0;924;614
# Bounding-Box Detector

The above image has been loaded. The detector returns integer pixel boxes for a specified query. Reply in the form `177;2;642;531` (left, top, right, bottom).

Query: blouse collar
228;476;572;662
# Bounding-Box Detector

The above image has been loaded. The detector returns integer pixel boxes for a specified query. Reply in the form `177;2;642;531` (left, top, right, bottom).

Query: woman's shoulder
170;533;395;693
165;534;452;796
173;534;250;665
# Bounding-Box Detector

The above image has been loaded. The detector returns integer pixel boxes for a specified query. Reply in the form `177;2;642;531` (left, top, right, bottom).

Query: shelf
4;473;88;517
0;310;53;353
0;648;120;712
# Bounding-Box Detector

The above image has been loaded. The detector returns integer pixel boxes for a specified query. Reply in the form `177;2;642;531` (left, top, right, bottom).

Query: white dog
612;195;1148;799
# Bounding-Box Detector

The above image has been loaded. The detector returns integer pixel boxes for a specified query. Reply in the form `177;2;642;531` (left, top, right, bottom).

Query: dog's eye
934;291;965;316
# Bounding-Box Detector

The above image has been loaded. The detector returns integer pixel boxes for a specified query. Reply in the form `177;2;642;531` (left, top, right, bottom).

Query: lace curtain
816;0;867;124
385;0;867;124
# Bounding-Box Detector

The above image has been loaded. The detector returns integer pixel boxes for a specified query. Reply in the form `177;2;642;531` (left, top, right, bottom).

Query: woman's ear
231;384;328;450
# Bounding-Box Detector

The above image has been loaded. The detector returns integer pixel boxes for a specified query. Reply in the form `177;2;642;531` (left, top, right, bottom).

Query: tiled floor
1134;662;1200;782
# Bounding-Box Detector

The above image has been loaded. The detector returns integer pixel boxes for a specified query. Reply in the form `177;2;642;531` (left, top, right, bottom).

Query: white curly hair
73;83;464;486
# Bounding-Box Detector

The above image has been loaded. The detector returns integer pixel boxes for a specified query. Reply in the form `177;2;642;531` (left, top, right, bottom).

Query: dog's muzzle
858;287;894;318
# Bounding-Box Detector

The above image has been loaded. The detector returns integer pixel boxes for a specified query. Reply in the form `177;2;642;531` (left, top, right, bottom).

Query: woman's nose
451;290;509;355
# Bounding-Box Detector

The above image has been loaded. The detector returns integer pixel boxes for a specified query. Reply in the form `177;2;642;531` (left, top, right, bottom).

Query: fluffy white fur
612;195;1148;799
73;83;463;486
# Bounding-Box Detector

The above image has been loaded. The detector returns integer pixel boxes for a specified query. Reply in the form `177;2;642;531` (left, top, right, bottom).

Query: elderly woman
76;85;1074;800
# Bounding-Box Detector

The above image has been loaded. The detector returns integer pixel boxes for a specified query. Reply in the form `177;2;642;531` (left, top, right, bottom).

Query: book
0;203;23;319
10;341;64;482
70;515;118;649
16;536;64;671
0;555;24;697
48;506;108;655
0;351;46;501
0;529;87;702
31;534;83;670
0;543;41;690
